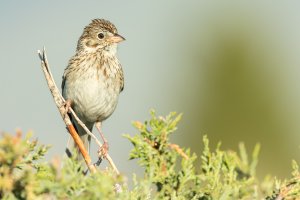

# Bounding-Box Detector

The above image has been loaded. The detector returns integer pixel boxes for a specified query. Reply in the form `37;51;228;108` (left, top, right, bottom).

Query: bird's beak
109;33;125;43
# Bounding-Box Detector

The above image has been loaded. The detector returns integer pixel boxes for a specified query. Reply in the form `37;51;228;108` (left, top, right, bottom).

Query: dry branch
37;47;119;174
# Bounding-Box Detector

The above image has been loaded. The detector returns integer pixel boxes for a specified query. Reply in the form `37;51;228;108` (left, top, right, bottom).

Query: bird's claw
62;99;72;115
98;142;109;158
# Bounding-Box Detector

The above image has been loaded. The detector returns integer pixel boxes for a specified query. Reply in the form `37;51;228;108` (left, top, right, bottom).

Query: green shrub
0;111;299;199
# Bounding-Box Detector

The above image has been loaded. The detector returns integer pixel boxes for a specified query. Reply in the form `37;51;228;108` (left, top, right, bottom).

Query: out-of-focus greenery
0;111;299;199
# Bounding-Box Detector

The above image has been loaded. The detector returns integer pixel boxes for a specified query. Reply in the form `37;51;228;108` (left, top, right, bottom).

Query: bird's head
77;19;125;54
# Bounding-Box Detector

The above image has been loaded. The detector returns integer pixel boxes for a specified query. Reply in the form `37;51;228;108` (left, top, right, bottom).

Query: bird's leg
95;122;109;157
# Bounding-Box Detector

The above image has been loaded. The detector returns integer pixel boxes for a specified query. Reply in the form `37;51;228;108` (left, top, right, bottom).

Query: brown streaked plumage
62;19;125;161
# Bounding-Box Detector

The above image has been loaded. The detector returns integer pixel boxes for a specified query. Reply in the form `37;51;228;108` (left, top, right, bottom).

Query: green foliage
0;111;300;199
0;132;123;200
0;131;50;200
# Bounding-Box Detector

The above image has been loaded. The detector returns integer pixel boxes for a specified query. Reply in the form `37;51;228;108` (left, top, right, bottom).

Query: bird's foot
98;142;109;158
62;99;72;115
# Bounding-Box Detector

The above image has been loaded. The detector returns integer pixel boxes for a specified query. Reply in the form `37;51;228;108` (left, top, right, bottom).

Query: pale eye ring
97;32;105;39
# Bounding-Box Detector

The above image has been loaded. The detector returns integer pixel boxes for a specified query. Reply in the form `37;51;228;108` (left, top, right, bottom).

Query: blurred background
1;1;300;179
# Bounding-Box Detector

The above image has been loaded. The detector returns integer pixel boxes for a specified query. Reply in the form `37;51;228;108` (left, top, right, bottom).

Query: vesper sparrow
62;19;125;160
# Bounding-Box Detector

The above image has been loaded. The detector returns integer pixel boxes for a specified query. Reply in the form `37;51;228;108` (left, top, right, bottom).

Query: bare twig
37;47;119;174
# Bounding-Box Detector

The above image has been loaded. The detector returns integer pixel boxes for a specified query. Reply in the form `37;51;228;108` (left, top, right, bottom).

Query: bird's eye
97;33;105;39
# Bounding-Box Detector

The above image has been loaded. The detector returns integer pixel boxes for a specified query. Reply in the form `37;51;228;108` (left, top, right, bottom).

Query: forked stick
37;47;119;174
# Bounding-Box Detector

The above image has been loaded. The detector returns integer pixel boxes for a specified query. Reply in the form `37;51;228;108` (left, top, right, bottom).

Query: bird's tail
66;116;93;163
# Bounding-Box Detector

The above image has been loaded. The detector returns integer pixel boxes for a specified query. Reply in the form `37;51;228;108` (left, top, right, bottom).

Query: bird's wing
119;63;124;92
61;72;67;92
120;78;124;92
